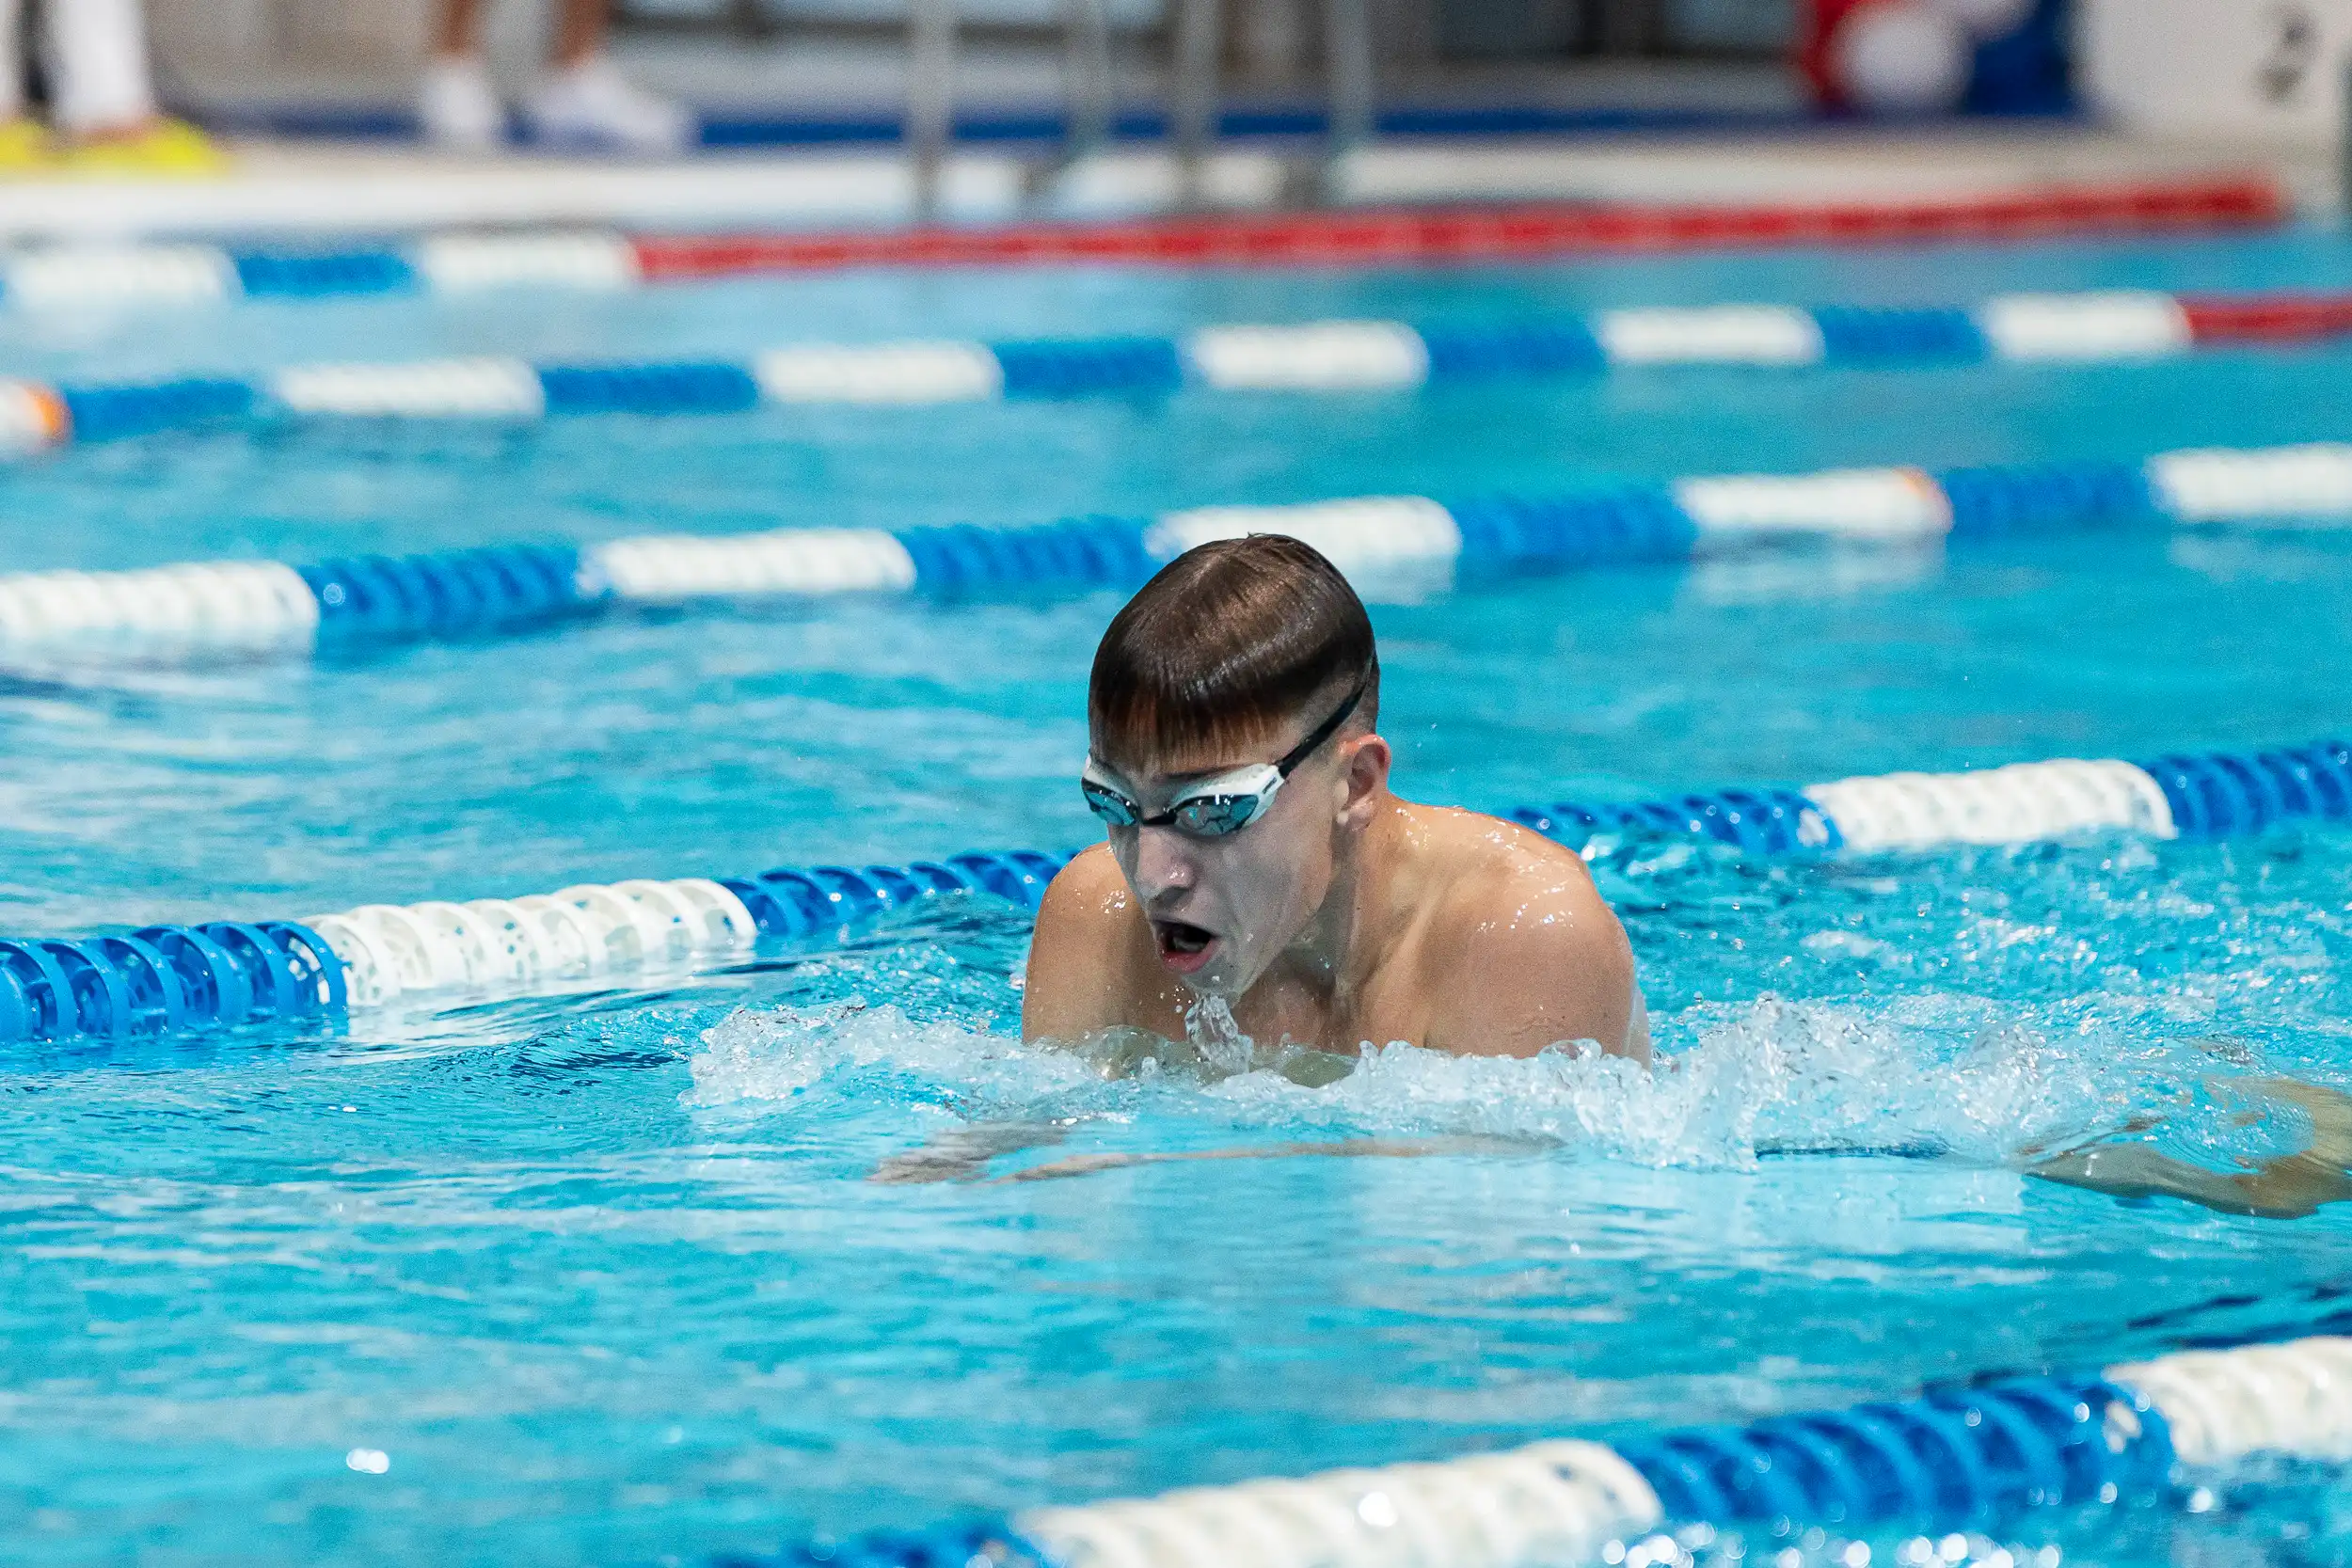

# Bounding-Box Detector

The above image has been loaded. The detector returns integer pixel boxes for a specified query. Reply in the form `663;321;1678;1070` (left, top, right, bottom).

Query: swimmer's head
1084;535;1390;998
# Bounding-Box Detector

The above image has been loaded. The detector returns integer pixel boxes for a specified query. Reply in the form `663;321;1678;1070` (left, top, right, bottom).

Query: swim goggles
1080;675;1368;839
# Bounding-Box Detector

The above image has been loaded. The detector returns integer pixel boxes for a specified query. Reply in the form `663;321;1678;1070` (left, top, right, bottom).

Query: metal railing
903;0;1379;216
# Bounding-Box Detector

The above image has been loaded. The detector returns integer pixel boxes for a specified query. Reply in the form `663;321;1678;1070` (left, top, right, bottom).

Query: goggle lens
1080;778;1141;828
1082;759;1284;839
1170;792;1264;837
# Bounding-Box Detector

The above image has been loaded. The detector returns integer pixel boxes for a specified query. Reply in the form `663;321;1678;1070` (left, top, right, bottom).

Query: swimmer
1021;533;1649;1062
898;533;2352;1210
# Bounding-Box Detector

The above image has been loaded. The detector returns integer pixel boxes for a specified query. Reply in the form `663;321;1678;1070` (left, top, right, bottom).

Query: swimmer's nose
1129;825;1197;907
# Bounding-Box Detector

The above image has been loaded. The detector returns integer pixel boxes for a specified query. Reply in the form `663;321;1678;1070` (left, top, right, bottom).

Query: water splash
682;991;2317;1179
1182;991;1252;1077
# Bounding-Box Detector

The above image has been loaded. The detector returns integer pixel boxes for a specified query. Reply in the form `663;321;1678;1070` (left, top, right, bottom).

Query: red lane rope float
629;177;2283;280
2181;292;2352;344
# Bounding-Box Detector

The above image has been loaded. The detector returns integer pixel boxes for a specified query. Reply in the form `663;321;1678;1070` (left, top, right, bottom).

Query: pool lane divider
733;1336;2352;1568
4;441;2352;665
0;739;2344;1044
11;289;2352;451
0;181;2280;313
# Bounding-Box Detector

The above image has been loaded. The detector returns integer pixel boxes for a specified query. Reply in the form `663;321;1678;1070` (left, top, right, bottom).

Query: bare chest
1138;965;1431;1055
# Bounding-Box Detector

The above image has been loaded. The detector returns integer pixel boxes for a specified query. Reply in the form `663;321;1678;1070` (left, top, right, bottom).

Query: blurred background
0;2;2315;195
145;0;2058;142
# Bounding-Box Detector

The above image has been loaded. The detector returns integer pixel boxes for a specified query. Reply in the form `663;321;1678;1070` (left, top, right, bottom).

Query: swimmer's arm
868;1121;1073;1184
1021;845;1146;1043
2031;1076;2352;1220
1427;876;1648;1063
988;1135;1535;1183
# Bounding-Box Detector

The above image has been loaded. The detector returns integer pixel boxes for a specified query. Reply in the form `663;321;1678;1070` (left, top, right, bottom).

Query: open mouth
1151;919;1219;975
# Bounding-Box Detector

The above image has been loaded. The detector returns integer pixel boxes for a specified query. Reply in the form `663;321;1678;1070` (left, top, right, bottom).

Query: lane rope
1;739;2344;1043
8;443;2352;665
737;1336;2352;1568
8;286;2352;451
0;181;2279;311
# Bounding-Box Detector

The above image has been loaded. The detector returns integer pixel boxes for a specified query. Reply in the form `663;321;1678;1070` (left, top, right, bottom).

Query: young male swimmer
898;532;2352;1212
1021;533;1650;1062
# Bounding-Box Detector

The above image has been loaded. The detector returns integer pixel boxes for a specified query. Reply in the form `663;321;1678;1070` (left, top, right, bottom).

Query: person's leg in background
40;0;224;171
527;0;694;153
0;0;39;169
420;0;692;155
420;0;506;151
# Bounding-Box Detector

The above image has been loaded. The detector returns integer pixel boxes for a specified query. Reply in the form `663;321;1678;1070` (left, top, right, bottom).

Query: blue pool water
2;229;2352;1565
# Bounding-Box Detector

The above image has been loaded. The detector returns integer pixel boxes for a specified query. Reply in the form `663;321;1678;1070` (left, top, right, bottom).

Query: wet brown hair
1089;534;1378;769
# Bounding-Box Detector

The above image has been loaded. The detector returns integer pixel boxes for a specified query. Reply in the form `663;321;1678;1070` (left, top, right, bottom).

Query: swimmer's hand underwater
1021;534;1649;1063
2029;1074;2352;1220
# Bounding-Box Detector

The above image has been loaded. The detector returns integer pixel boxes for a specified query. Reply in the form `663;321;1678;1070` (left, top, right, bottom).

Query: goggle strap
1274;673;1370;779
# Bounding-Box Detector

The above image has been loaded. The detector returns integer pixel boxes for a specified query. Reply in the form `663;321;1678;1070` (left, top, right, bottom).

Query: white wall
149;0;570;90
2081;0;2352;150
151;0;437;71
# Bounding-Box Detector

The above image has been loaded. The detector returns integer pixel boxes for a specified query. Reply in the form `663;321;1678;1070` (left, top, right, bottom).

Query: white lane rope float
4;441;2352;665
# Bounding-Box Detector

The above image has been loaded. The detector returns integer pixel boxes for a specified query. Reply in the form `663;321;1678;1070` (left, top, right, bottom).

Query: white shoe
525;55;692;155
419;55;504;151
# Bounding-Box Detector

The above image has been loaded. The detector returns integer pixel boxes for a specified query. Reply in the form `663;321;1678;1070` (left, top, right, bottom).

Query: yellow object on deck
54;119;228;177
0;119;52;172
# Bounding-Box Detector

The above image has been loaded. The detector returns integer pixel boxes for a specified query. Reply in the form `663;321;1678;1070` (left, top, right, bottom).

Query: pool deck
0;124;2321;243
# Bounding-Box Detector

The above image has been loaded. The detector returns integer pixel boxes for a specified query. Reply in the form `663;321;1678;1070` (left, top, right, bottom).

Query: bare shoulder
1406;806;1643;1060
1414;804;1617;927
1036;842;1133;927
1022;844;1156;1041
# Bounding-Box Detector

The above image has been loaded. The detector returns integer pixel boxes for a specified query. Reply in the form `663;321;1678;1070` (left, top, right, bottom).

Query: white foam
686;1001;1107;1111
684;992;2169;1177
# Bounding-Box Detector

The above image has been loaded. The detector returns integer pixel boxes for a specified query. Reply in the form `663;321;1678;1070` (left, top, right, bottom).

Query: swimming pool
3;221;2351;1566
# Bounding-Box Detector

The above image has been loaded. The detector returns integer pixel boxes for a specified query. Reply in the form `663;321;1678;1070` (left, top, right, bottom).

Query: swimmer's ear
1334;732;1391;827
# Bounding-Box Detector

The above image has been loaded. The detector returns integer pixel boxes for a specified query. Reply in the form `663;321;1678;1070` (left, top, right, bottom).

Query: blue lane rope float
0;740;2344;1044
1612;1375;2165;1525
0;289;2343;452
720;1335;2352;1568
7;443;2352;666
0;237;2324;380
724;1337;2352;1568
